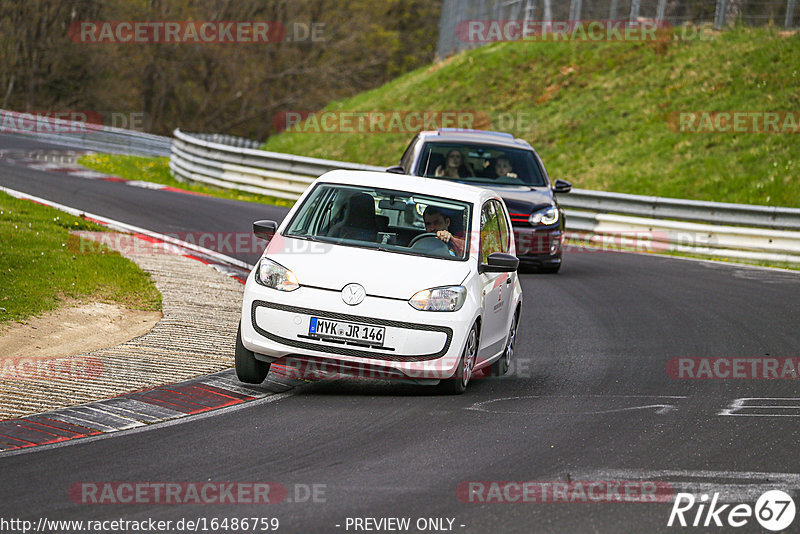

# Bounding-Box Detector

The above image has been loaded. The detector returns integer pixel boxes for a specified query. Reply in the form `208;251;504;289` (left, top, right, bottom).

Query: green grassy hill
263;26;800;207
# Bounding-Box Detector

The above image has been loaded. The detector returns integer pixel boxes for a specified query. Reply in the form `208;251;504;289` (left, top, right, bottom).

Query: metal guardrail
0;109;172;157
171;129;800;265
170;129;382;199
559;191;800;263
188;133;262;150
9;110;795;265
559;190;800;231
564;210;800;264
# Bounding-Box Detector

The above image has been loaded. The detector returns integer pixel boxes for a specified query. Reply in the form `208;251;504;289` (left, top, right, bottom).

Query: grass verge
262;26;800;208
0;192;161;324
77;154;295;208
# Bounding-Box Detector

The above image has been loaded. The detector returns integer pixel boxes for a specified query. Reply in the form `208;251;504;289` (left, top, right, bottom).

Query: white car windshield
285;184;472;260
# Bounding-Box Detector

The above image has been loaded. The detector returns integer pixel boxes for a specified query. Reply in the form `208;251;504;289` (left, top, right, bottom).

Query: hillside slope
263;27;800;207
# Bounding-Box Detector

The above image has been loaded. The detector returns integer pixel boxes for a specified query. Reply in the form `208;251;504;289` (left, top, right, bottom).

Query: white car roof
315;169;499;205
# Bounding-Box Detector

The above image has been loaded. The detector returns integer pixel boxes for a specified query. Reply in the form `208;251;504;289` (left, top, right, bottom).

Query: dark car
388;129;571;273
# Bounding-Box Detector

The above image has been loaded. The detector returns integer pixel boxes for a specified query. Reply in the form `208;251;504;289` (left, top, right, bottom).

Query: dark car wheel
438;324;478;395
235;321;270;384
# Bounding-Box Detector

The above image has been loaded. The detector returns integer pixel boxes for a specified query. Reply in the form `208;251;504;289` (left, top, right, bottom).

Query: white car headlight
255;258;299;291
529;205;559;226
409;286;466;312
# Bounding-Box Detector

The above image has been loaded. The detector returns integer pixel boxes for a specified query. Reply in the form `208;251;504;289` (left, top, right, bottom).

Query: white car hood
265;237;471;300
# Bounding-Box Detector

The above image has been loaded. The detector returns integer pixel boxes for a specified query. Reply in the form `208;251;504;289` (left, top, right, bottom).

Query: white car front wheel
491;312;517;376
438;324;478;395
235;321;271;384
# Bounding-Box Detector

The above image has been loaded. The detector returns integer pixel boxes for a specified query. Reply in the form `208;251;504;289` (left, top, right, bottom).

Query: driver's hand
436;230;452;242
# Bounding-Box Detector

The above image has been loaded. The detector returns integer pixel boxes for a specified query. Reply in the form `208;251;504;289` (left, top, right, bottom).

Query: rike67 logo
668;490;796;531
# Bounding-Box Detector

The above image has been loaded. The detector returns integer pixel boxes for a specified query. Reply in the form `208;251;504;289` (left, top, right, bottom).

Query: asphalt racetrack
1;134;800;533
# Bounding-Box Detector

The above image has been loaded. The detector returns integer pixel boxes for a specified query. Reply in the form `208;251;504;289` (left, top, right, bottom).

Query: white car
236;169;522;393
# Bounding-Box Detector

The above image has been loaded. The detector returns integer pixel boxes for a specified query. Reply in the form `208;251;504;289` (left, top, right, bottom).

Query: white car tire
491;312;517;377
235;321;271;384
438;323;478;395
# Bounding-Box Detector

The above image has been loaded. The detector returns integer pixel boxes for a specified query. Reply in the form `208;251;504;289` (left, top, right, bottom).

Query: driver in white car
422;205;465;256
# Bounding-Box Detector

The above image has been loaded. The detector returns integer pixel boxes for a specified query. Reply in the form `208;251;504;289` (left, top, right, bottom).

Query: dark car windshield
285;183;472;261
416;142;547;187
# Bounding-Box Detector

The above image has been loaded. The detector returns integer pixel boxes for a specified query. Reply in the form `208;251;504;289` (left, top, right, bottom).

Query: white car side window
480;201;502;263
493;199;510;253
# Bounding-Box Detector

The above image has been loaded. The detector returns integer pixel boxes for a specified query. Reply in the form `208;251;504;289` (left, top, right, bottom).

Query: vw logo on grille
341;283;366;306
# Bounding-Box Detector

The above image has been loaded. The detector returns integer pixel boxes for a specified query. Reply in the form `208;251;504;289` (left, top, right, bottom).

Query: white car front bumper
240;273;476;381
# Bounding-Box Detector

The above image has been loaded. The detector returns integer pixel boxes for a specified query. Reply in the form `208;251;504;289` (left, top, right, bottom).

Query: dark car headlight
529;206;559;226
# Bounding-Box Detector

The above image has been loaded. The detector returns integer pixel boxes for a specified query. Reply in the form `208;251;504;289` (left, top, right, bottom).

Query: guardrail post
569;0;582;21
436;0;455;58
656;0;667;23
610;0;619;20
629;0;641;21
543;0;552;24
787;0;797;27
477;0;486;19
509;0;523;21
524;0;535;21
714;0;728;29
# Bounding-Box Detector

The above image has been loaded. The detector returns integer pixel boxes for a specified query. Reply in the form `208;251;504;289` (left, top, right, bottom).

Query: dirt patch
0;301;161;359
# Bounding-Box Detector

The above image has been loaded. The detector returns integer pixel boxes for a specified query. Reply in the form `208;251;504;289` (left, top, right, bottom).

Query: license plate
309;317;385;346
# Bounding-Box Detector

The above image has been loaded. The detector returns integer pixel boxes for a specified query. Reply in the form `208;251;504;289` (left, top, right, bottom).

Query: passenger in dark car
434;149;474;179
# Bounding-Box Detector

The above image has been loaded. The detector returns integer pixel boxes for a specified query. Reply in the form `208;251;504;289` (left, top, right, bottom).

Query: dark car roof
417;129;534;151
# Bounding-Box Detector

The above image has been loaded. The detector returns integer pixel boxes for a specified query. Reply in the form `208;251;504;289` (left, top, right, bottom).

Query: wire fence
438;0;798;57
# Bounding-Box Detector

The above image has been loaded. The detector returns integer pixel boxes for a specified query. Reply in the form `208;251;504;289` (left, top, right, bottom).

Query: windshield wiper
287;234;331;243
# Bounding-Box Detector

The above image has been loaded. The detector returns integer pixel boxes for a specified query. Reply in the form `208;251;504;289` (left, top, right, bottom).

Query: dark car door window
399;136;417;173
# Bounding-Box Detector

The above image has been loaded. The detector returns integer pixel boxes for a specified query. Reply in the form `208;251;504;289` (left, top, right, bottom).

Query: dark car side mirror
553;179;572;194
385;165;405;174
479;252;520;274
253;220;278;241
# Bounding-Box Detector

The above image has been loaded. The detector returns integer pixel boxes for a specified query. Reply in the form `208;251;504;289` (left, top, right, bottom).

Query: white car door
494;198;516;329
478;200;512;362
